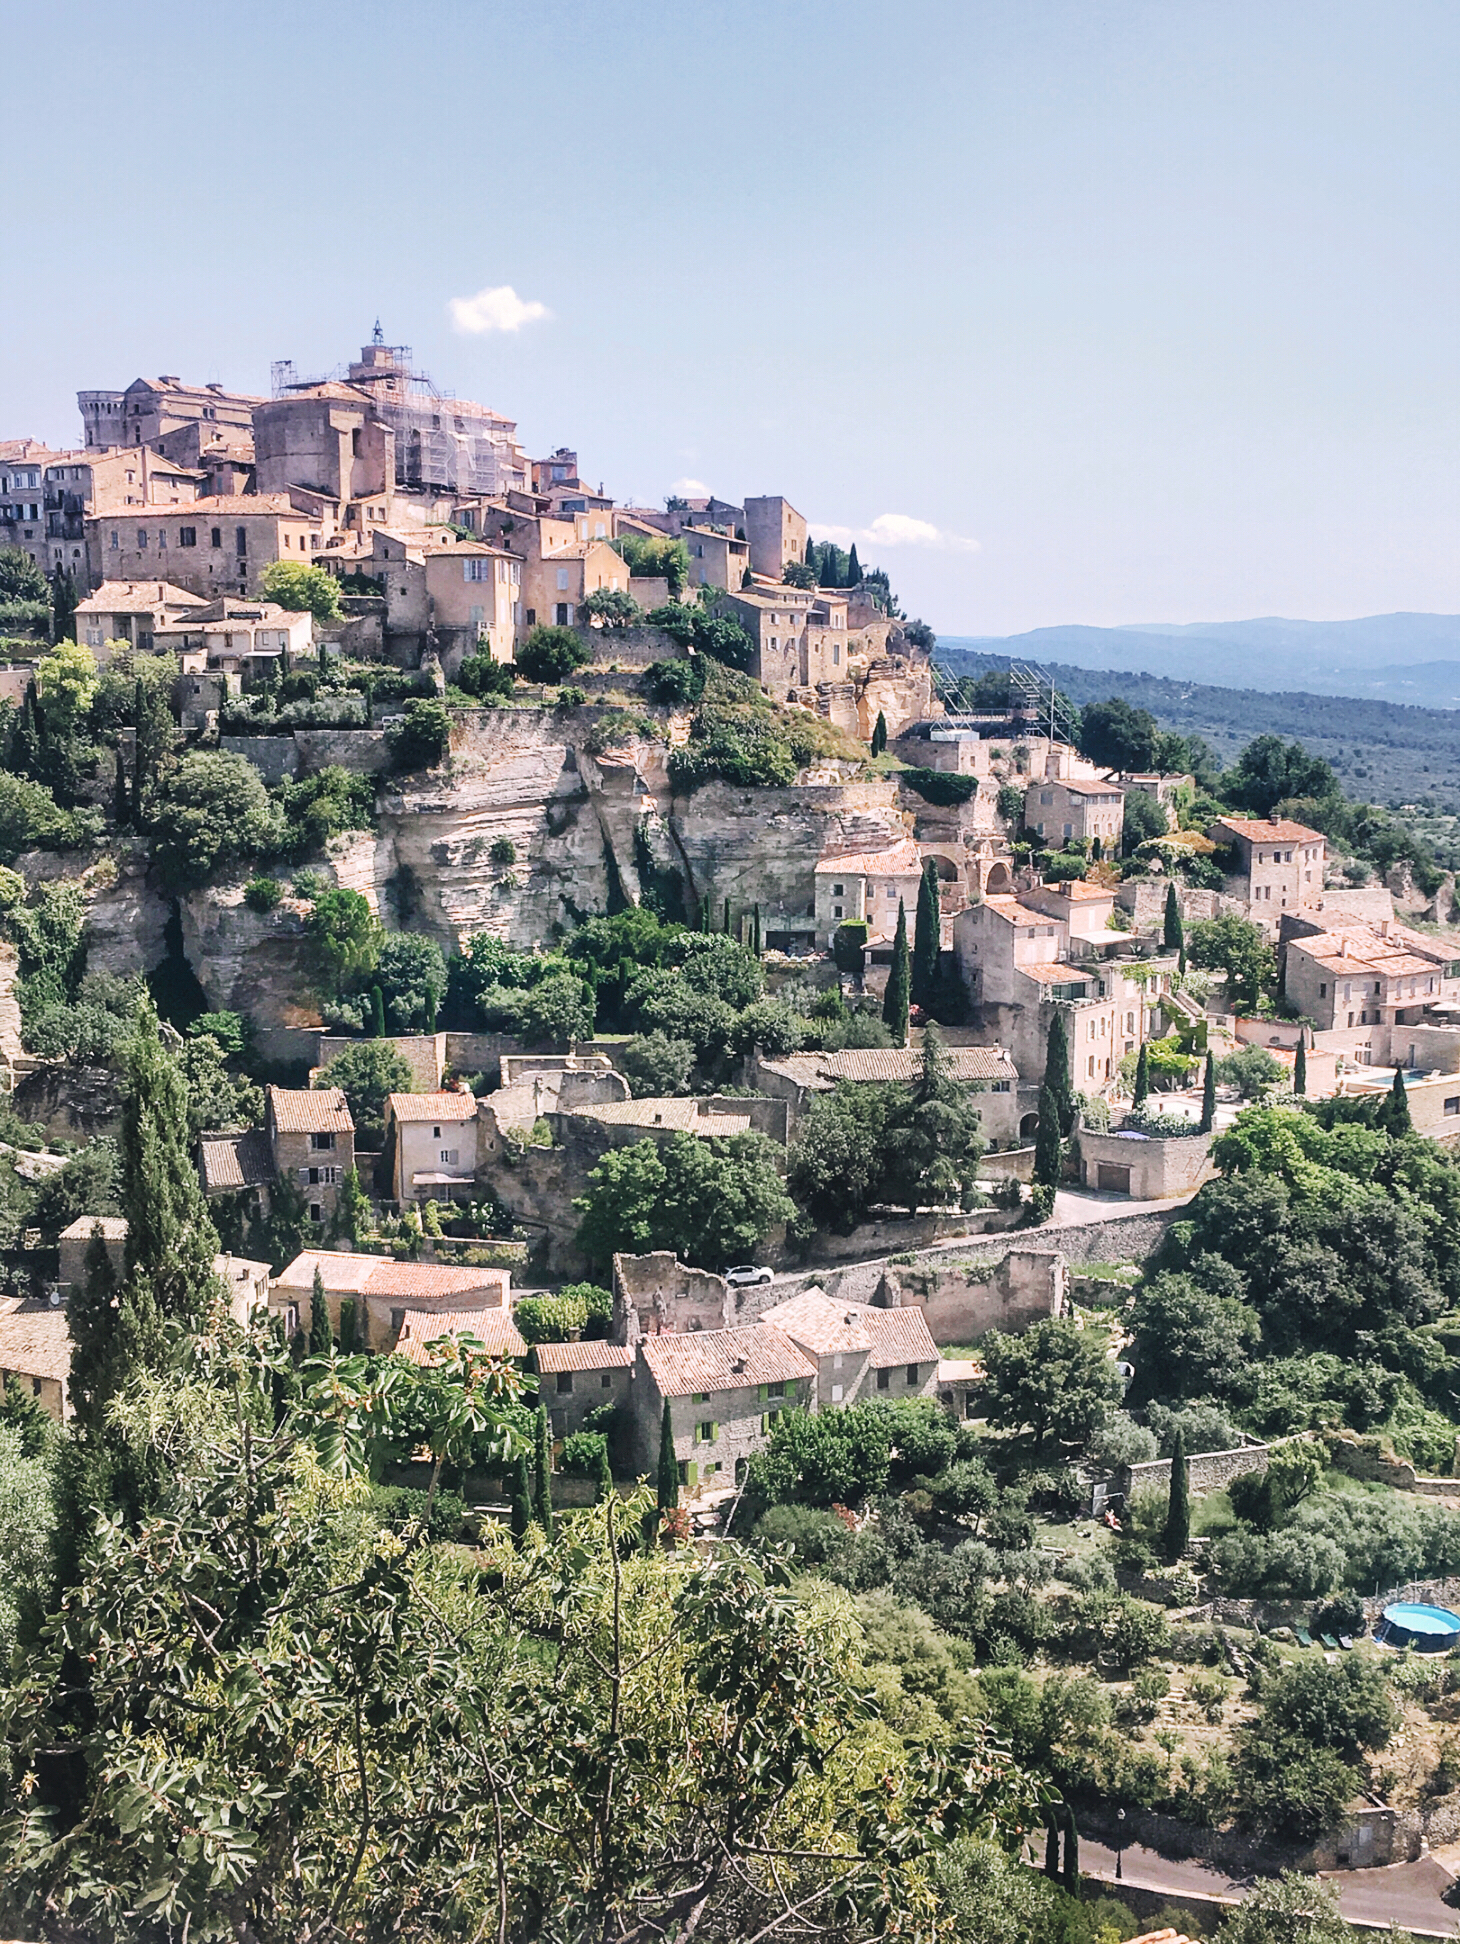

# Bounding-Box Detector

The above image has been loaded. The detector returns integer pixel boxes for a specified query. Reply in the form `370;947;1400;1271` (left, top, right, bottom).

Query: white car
725;1264;774;1287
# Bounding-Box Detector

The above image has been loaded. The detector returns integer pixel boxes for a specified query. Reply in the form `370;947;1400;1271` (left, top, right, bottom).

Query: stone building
532;1338;635;1440
269;1249;511;1350
385;1090;482;1203
1281;915;1460;1039
89;496;324;598
722;583;855;696
153;599;314;679
78;374;263;454
743;495;808;580
632;1323;817;1492
1209;814;1326;928
1024;775;1126;850
611;1251;733;1340
253;383;395;533
0;1299;73;1421
362;527;521;667
74;579;207;653
336;334;529;498
813;838;925;948
264;1086;355;1227
748;1044;1021;1147
759;1289;940;1408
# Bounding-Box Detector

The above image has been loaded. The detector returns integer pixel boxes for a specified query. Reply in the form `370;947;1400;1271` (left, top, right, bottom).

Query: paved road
1075;1836;1460;1937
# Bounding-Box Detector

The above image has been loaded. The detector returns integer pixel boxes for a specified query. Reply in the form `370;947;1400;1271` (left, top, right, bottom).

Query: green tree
308;1266;332;1356
612;532;691;596
0;1422;56;1661
1385;1065;1413;1136
1162;881;1184;954
1131;1041;1150;1108
1121;788;1170;854
516;623;590;683
846;542;861;584
871;709;887;756
305;889;382;996
1200;1049;1217;1131
1164;1427;1190;1561
0;770;89;861
318;1040;413;1150
657;1399;679;1511
34;638;98;740
131;659;182;817
787;1080;890;1233
0;545;48;603
1217;1043;1284;1100
509;1448;532;1543
1127;1270;1260;1401
389;698;451;771
912;861;940;1008
882;898;910;1045
337;1298;358;1355
1215;1872;1368;1944
517;968;595;1047
1222;734;1339;817
259;558;344;622
119;1006;222;1335
618;1031;695;1097
1294;1038;1308;1096
148;751;284;887
879;1024;985;1215
981;1317;1123;1451
534;1403;554;1539
1186;914;1277;1011
574;1139;668;1268
1042;1009;1074;1133
372;932;448;1034
369;984;386;1037
1032;1084;1063;1190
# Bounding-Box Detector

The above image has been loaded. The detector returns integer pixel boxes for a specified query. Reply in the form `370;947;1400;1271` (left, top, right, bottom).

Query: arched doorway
985;860;1014;896
1020;1111;1040;1140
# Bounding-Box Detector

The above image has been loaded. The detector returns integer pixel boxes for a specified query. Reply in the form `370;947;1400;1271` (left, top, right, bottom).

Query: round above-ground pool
1374;1603;1460;1652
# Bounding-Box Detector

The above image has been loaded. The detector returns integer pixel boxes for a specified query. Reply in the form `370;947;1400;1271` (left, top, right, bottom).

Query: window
600;1371;612;1389
906;1363;919;1386
309;1132;335;1151
179;526;196;547
876;1367;890;1391
555;1371;573;1395
309;1203;322;1223
464;558;491;581
556;568;570;591
831;1384;843;1402
1319;983;1327;998
695;1420;716;1443
439;1148;458;1165
109;530;119;549
1446;1098;1460;1117
235;527;247;555
137;530;147;549
210;527;221;548
832;883;844;896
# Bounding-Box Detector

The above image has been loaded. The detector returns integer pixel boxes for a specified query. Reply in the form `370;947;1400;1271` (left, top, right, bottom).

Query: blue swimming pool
1374;1603;1460;1652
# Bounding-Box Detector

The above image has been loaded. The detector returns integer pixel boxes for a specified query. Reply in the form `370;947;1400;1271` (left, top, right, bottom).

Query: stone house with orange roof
531;1338;636;1440
269;1248;510;1351
633;1322;818;1491
1209;813;1326;928
759;1289;939;1409
813;837;925;948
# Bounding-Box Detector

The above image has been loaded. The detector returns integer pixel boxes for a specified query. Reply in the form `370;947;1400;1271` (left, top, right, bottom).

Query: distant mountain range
939;614;1460;710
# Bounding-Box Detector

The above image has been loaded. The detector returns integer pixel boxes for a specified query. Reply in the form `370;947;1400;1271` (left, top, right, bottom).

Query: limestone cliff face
46;691;946;1021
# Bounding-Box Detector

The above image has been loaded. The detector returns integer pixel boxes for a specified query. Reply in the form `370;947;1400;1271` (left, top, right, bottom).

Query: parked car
725;1264;774;1287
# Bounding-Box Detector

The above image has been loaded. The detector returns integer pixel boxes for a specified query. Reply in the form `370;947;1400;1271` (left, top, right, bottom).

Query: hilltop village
4;338;1460;1938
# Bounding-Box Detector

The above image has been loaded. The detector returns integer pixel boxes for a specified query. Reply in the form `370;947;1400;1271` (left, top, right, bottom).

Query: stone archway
984;860;1015;896
1020;1111;1040;1140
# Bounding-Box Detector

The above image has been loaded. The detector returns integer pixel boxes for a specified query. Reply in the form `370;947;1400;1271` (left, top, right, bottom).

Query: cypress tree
534;1404;554;1538
1132;1041;1150;1110
871;709;887;756
752;904;762;955
805;536;817;567
510;1451;532;1543
337;1297;357;1356
113;747;129;828
1044;1813;1060;1881
1293;1038;1307;1096
369;984;385;1037
699;892;712;934
9;689;40;781
592;1435;613;1504
424;984;439;1034
656;1400;679;1512
1388;1065;1412;1135
67;1222;120;1433
1062;1809;1079;1900
912;862;940;1009
1042;1008;1074;1134
1033;1084;1063;1189
120;1004;220;1332
819;545;840;588
882;899;910;1046
847;543;861;585
308;1266;333;1356
1164;1427;1190;1562
723;895;731;935
1200;1050;1217;1132
1163;882;1184;955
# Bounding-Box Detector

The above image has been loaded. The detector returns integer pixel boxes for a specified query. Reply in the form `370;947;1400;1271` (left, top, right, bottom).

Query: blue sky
4;0;1457;635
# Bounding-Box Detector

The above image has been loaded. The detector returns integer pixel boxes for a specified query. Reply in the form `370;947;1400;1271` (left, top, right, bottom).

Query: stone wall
13;1062;123;1143
220;735;299;784
1119;1442;1270;1500
1326;1432;1459;1495
772;1207;1181;1308
584;625;681;668
872;1246;1067;1343
791;1206;1019;1267
611;1251;731;1339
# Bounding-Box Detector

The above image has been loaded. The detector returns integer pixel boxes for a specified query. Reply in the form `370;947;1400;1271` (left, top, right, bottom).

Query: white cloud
671;477;710;498
448;284;551;335
810;512;979;554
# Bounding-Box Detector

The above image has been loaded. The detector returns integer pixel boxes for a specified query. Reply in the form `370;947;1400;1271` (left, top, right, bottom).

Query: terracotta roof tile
269;1086;354;1135
387;1092;478;1124
861;1306;939;1369
272;1250;509;1305
392;1308;525;1363
814;839;923;878
760;1290;872;1354
0;1300;71;1384
199;1128;274;1194
531;1340;635;1373
75;579;208;611
1210;815;1324;846
640;1324;816;1398
58;1215;128;1243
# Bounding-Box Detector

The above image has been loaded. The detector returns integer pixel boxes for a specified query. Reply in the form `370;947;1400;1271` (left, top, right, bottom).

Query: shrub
243;876;283;913
516;625;589;685
149;751;284;887
898;768;977;807
643;656;705;706
489;836;517;866
752;1503;853;1565
455;652;516;702
388;699;451;772
258;559;343;623
1218;1044;1286;1100
367;1484;467;1543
